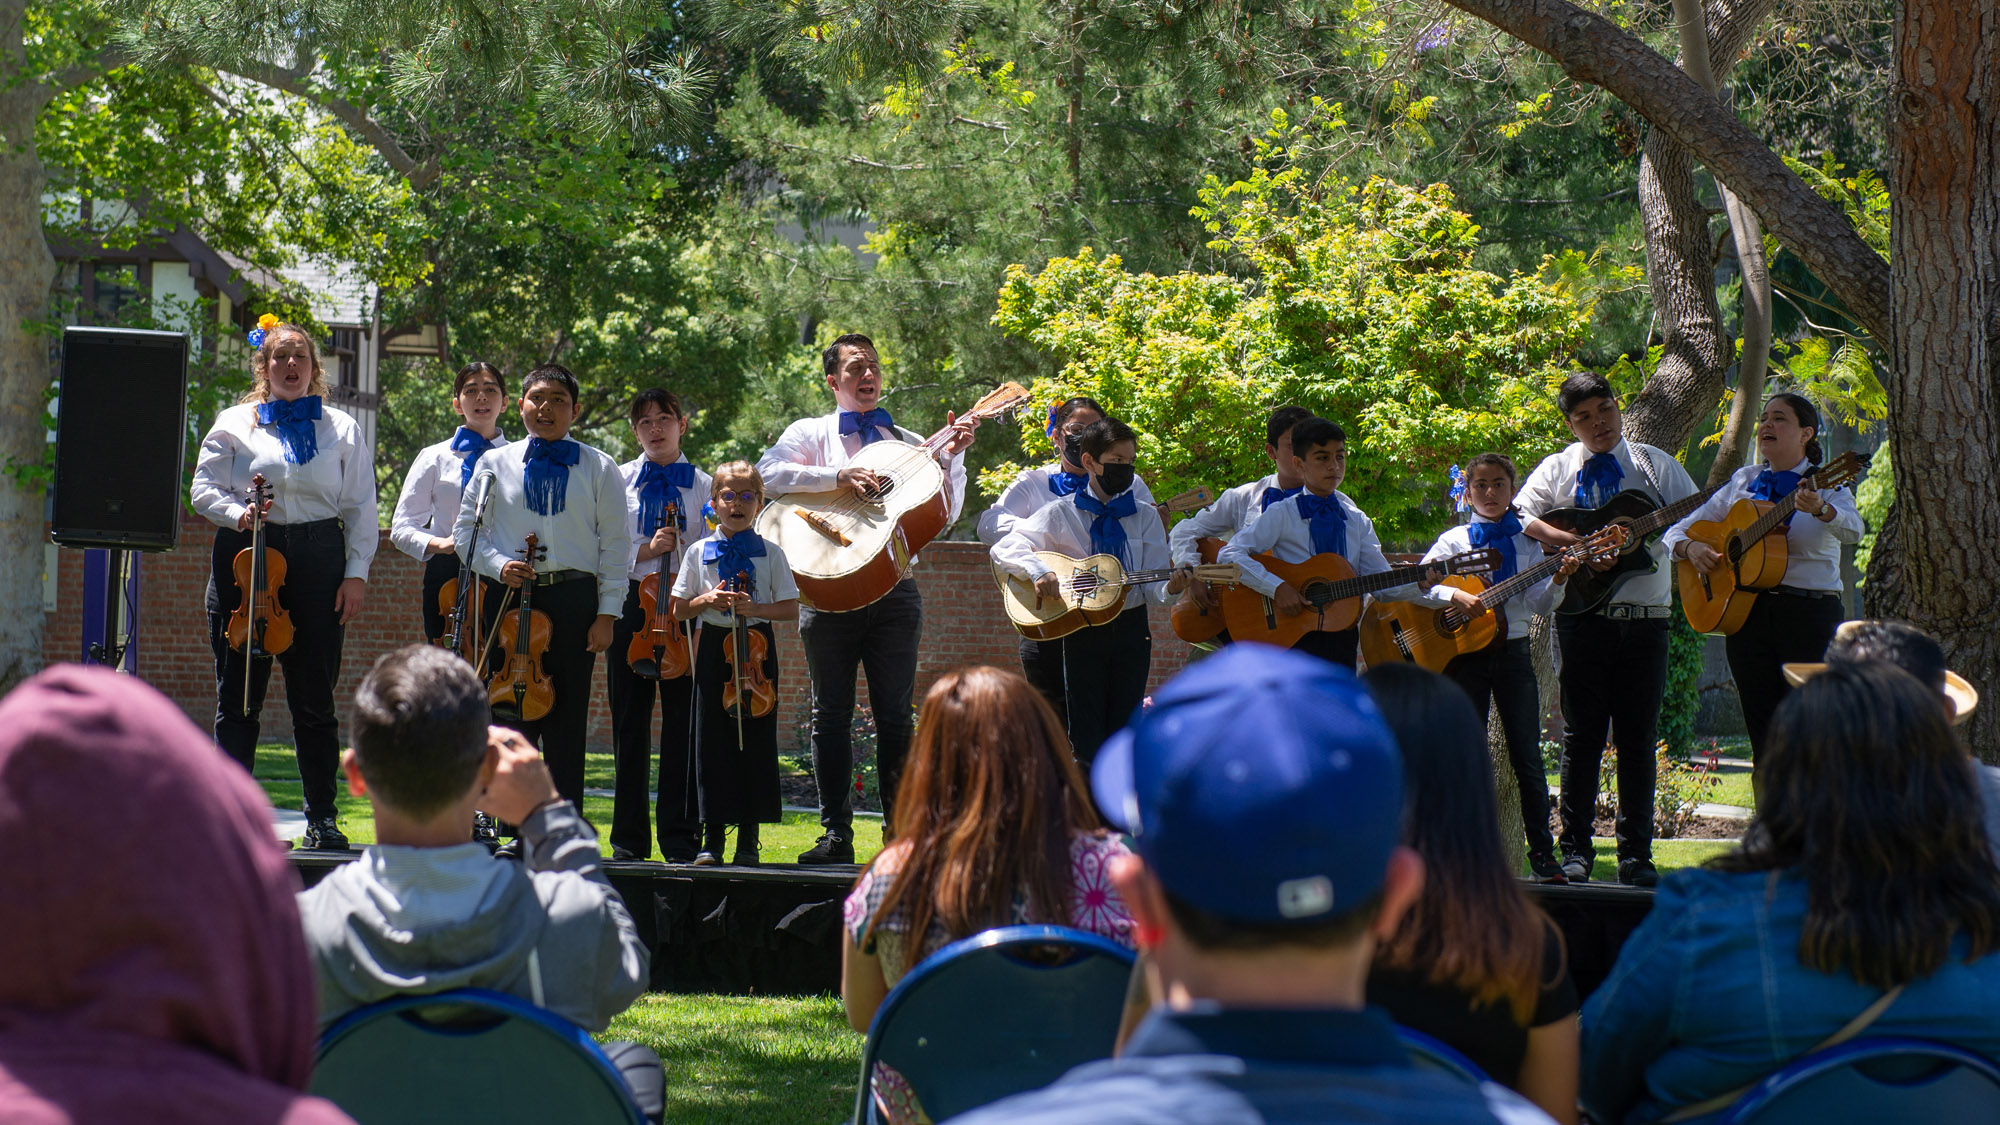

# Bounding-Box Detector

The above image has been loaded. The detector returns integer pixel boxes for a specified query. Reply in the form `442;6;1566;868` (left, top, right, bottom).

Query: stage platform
290;854;1659;999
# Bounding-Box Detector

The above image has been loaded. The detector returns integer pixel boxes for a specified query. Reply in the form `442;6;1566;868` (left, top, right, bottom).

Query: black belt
533;569;593;587
1597;604;1674;620
1756;584;1840;600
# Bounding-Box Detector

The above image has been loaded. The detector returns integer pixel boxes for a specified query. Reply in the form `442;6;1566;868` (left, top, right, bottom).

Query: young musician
991;417;1191;766
977;395;1156;722
607;389;711;862
389;361;508;645
191;322;377;851
1168;404;1314;620
1663;393;1861;758
756;333;978;865
671;462;800;866
1415;453;1581;883
1516;371;1698;888
453;363;632;813
1217;416;1411;668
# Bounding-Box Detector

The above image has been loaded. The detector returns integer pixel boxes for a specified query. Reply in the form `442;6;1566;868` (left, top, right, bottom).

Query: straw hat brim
1782;662;1978;726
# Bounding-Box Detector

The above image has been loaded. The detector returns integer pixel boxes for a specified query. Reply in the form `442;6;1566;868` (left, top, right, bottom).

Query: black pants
693;619;782;824
608;580;700;857
1293;626;1360;669
799;578;921;834
208;521;346;819
420;551;459;642
482;575;598;807
1020;635;1067;726
1446;636;1554;858
1555;612;1670;862
1727;591;1844;759
1062;607;1152;770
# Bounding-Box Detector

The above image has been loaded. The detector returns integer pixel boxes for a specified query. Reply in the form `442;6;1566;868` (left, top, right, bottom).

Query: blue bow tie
702;529;767;590
255;396;321;465
1575;451;1624;510
839;408;896;446
1076;489;1138;566
1048;469;1087;497
523;437;581;516
1295;492;1349;559
1260;485;1302;512
637;459;696;537
1751;467;1804;527
450;427;500;489
1467;510;1524;582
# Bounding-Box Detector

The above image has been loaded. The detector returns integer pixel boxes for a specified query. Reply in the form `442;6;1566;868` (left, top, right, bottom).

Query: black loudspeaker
51;326;190;551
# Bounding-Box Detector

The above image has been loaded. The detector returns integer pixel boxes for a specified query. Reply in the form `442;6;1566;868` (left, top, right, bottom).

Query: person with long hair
1664;392;1862;758
388;361;509;647
191;322;376;851
1583;663;2000;1123
1364;663;1580;1124
841;665;1136;1125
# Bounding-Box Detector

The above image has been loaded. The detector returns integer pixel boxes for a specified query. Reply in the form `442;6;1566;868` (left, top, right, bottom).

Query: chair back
855;924;1137;1124
1396;1026;1492;1085
1717;1037;2000;1124
312;988;645;1125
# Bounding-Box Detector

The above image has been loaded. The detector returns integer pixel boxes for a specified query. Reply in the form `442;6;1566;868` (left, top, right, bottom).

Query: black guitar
1537;484;1726;614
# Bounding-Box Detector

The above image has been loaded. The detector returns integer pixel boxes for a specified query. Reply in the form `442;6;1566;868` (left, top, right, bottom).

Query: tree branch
1438;0;1890;343
221;60;441;191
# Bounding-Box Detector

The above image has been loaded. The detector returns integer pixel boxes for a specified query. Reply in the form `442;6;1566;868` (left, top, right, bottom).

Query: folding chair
1396;1025;1492;1085
1715;1037;2000;1124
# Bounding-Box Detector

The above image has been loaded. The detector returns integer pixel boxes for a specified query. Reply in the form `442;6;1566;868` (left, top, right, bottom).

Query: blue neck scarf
703;528;767;589
1048;469;1087;497
1295;492;1349;558
523;437;581;516
1260;484;1303;512
636;458;696;537
1575;450;1624;510
451;427;499;490
839;408;896;446
1076;489;1138;565
1467;509;1524;582
255;396;321;465
1750;466;1805;527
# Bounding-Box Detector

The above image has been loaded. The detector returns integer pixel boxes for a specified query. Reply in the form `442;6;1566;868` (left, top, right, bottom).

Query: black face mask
1061;433;1085;466
1094;462;1136;496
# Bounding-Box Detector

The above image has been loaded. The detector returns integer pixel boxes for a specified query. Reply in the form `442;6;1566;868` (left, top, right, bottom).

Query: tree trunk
0;3;54;693
1872;0;2000;758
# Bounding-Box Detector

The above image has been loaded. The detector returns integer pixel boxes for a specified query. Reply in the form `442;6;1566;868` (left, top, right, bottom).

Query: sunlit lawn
603;994;859;1125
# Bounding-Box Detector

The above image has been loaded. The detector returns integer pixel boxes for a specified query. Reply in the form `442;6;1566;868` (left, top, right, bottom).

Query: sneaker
1560;855;1592;884
1618;857;1659;888
1528;852;1568;885
692;849;720;866
472;811;500;851
797;831;856;866
494;837;524;861
300;816;350;852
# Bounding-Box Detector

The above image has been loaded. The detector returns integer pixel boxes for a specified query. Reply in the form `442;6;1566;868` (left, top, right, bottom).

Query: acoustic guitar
1676;451;1869;635
758;382;1032;613
995;551;1240;641
1219;548;1503;649
1536;480;1729;615
1359;525;1628;672
1169;536;1229;644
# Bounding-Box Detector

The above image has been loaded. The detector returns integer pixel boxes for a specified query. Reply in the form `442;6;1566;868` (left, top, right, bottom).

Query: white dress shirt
1415;514;1564;640
1218;488;1414;602
671;531;801;628
190;402;378;580
1661;458;1863;594
1516;439;1698;608
756;411;970;524
389;431;508;562
976;463;1156;545
452;438;634;618
990;486;1179;608
1169;474;1280;566
619;454;713;582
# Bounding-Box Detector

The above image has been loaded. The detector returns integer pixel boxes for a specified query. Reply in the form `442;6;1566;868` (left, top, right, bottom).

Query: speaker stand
81;548;139;672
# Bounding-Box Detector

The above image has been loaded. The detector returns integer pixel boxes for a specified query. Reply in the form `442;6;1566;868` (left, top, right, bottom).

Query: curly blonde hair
238;323;331;405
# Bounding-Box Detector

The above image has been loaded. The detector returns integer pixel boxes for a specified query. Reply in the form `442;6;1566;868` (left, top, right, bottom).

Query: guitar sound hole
1301;581;1333;606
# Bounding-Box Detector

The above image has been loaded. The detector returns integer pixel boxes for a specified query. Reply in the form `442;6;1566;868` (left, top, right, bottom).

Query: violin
436;575;491;670
721;575;775;721
488;534;553;723
626;498;692;680
227;474;293;688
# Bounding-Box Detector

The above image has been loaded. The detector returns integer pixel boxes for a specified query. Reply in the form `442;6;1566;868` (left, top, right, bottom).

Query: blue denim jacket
1582;866;2000;1123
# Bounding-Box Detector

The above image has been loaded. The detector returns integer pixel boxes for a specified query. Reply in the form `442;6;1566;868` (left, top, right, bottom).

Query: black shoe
610;845;645;862
472;811;500;851
797;831;855;866
300;817;350;852
494;837;524;861
1560;855;1592;884
660;847;699;865
1618;857;1659;888
733;825;761;867
1528;852;1568;885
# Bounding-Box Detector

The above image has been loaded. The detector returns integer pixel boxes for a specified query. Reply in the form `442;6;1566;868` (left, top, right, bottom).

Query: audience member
844;665;1136;1124
295;645;660;1120
1364;663;1579;1124
1582;662;2000;1123
0;666;353;1124
948;644;1553;1124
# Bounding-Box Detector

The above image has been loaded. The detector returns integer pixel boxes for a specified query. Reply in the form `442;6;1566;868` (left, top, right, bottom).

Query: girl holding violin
607;388;711;863
670;461;799;866
1664;392;1864;757
388;361;508;647
191;321;377;851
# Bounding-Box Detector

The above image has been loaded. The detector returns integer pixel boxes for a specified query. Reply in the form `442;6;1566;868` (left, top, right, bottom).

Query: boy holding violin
453;363;632;816
670;461;800;866
607;388;712;863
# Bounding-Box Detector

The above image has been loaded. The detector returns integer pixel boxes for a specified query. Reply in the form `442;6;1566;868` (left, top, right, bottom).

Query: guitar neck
1626;481;1728;538
1742;464;1842;543
1315;561;1431;605
1478;550;1571;607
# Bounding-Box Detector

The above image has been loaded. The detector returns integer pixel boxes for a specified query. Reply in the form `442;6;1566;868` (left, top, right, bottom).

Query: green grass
254;745;885;864
1516;838;1738;882
602;994;860;1125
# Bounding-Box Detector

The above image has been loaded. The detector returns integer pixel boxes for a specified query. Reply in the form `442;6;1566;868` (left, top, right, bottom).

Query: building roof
218;251;376;328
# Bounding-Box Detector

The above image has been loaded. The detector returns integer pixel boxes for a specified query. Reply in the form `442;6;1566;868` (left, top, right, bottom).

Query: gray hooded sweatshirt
298;801;648;1033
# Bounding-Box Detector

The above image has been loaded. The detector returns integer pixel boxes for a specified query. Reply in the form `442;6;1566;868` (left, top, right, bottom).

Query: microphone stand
449;475;496;667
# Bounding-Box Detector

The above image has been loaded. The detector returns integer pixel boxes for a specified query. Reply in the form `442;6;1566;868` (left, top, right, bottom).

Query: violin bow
732;574;747;755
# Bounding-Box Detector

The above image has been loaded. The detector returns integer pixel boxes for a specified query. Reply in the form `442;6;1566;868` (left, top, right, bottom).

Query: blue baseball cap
1091;643;1404;925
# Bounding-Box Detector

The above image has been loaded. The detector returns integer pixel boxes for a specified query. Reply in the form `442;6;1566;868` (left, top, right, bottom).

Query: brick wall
45;519;1197;751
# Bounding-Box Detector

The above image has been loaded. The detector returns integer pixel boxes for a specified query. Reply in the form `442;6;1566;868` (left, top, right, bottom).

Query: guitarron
1676;451;1869;635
